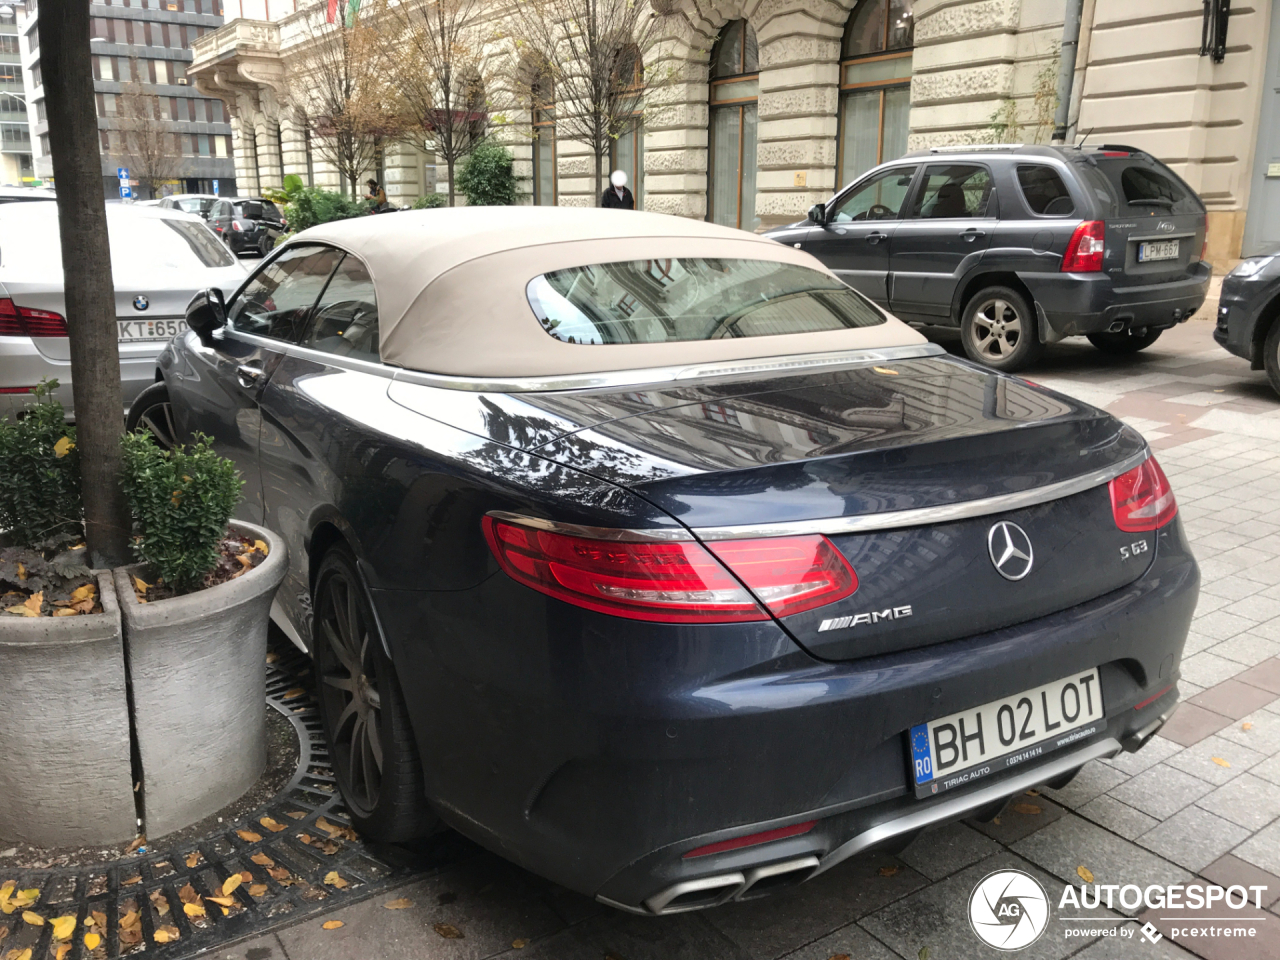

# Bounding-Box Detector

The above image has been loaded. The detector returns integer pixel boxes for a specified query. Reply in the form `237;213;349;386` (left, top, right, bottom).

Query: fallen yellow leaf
259;816;285;833
53;436;74;458
250;852;275;867
236;829;262;843
434;923;464;939
1212;757;1232;768
253;540;268;554
185;851;200;868
183;902;205;918
153;925;180;943
6;949;30;960
15;563;25;580
1077;865;1095;883
322;920;344;930
323;871;349;889
22;911;43;925
133;576;150;595
205;896;235;908
878;865;899;877
69;584;96;604
1242;722;1254;731
54;943;71;960
512;939;528;949
384;898;412;909
7;592;42;617
52;608;77;617
248;884;268;897
49;915;75;939
222;874;243;896
84;932;101;950
283;687;305;700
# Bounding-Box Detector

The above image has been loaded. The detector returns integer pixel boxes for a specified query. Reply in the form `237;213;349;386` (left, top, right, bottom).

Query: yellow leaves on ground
250;852;275;867
260;816;286;833
185;851;201;869
153;925;180;943
205;896;235;909
1243;722;1254;731
248;884;268;897
878;866;899;877
236;829;263;843
20;911;41;926
178;883;206;921
511;939;528;949
316;817;358;842
5;591;42;617
285;810;307;820
434;923;464;939
383;898;412;910
54;944;70;960
323;871;350;890
1212;756;1232;768
1012;803;1042;815
183;902;205;918
15;563;24;580
296;832;341;856
253;540;268;554
3;949;31;960
83;933;101;951
69;584;95;604
118;908;142;947
120;876;141;886
1077;865;1095;883
53;436;74;459
0;884;38;915
222;874;243;897
322;920;344;930
49;916;75;940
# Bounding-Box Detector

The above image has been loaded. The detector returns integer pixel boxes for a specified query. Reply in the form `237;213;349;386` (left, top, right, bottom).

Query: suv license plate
118;319;187;342
909;669;1104;798
1138;239;1179;262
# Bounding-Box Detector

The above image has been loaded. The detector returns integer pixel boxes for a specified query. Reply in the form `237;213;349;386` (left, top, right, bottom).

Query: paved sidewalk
217;318;1280;960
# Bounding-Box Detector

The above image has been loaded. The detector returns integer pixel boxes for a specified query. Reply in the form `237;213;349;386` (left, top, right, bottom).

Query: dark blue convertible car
130;208;1198;915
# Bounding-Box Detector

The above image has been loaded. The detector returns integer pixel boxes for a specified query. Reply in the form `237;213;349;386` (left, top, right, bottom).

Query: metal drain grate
0;641;419;959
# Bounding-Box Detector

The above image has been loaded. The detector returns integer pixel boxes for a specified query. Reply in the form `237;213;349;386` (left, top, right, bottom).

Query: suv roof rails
1090;144;1147;155
929;143;1025;153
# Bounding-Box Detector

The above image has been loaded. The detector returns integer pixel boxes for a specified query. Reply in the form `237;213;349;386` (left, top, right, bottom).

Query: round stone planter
113;520;287;839
0;570;137;847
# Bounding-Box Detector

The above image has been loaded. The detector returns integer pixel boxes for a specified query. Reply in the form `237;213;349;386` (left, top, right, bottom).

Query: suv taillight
1200;213;1209;262
482;518;858;623
1062;221;1106;272
0;298;69;337
1109;456;1177;532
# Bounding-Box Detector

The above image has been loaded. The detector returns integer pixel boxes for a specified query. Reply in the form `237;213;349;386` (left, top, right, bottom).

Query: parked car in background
766;144;1210;371
157;193;220;220
1215;253;1280;397
0;186;56;204
207;197;287;258
137;207;1196;916
0;201;247;422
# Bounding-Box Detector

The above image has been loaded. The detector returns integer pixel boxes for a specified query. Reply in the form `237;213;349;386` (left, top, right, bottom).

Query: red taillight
683;821;817;859
1109;456;1177;532
482;519;857;623
231;221;243;232
0;298;69;337
707;536;858;618
1062;221;1106;272
1200;213;1209;262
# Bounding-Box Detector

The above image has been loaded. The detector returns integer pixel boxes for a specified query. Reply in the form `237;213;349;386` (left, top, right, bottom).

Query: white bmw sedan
0;201;247;419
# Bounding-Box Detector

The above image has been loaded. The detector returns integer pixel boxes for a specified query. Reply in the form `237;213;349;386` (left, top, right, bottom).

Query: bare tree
41;0;130;565
504;0;662;202
286;5;398;196
116;69;183;200
372;0;490;206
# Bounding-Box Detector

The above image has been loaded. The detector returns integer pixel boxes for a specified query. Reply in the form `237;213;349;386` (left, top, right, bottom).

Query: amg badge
819;606;913;632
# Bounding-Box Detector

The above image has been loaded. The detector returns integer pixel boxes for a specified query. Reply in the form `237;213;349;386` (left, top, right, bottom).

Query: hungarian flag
325;0;338;22
345;0;362;26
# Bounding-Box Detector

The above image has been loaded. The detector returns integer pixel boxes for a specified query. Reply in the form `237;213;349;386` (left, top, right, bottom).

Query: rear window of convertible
526;258;885;345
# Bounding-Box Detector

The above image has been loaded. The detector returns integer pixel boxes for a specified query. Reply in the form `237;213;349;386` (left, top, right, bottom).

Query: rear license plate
909;669;1104;798
118;319;187;342
1138;239;1179;262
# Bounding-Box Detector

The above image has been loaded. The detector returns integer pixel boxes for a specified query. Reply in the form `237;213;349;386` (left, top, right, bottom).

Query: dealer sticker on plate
909;669;1104;798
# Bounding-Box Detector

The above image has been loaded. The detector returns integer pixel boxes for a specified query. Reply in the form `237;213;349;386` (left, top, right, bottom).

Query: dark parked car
157;193;220;219
1214;253;1280;396
208;197;286;257
766;144;1210;371
130;208;1197;915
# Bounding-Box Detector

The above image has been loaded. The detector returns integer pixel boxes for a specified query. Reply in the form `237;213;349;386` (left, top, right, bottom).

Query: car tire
960;286;1044;372
1264;319;1280;399
259;236;275;258
1086;328;1163;354
312;545;440;843
125;382;176;450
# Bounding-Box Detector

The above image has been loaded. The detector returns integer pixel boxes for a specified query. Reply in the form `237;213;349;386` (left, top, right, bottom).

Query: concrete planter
0;571;137;846
114;520;287;839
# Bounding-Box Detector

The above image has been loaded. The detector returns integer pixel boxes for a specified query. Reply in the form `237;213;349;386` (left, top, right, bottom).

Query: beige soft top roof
295;207;924;378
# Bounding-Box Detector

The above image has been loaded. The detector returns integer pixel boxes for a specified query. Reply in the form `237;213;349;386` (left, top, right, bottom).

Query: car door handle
960;229;987;241
236;364;264;388
866;232;887;244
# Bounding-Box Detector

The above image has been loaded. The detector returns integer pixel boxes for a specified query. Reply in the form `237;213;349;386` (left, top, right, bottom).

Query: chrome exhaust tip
643;873;746;915
1107;320;1126;333
738;856;821;898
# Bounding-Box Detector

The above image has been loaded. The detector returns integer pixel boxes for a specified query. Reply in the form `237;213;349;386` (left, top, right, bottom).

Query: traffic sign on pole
117;167;129;181
212;179;219;195
119;183;133;199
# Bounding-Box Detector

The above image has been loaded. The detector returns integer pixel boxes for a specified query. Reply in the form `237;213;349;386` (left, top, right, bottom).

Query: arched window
708;19;759;230
531;71;556;205
610;45;645;209
838;0;913;186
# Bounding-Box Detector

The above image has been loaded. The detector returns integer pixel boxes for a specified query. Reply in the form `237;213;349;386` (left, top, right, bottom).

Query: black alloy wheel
960;285;1044;372
1264;318;1280;399
1086;327;1164;354
312;546;439;841
125;382;176;450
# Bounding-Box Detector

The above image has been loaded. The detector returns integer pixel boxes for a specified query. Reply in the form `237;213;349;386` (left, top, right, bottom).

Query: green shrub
283;187;367;233
0;380;83;550
120;431;244;592
457;140;517;206
412;192;447;209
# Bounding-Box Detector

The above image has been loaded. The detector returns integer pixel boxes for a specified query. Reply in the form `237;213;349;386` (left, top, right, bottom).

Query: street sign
212;179;219;195
119;183;133;199
117;167;129;180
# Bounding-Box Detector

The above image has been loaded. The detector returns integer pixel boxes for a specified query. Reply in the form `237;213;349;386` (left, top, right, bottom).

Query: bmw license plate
1138;239;1179;262
117;319;187;342
909;669;1104;798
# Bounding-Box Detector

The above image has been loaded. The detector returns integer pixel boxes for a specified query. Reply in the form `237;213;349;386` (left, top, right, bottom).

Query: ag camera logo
969;869;1050;951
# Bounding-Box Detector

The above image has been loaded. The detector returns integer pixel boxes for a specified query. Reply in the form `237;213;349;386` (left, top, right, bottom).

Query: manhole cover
0;641;433;958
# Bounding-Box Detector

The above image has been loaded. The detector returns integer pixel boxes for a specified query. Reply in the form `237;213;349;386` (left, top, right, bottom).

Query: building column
229;105;260;196
644;13;712;219
278;112;308;183
383;140;422;206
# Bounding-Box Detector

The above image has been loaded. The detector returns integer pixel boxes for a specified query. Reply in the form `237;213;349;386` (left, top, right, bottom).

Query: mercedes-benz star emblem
133;295;149;311
988;521;1034;581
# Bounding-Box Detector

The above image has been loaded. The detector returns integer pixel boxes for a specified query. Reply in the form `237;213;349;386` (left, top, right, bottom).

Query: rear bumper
0;337;157;419
377;517;1198;912
1023;263;1211;337
1214;274;1279;365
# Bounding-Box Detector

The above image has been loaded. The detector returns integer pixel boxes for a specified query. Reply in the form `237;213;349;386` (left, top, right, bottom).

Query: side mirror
186;287;226;347
808;202;826;224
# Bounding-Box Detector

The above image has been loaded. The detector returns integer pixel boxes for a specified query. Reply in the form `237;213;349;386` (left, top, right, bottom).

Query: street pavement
217;311;1280;960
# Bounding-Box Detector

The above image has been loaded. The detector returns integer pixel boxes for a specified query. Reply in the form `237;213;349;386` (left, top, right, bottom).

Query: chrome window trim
486;511;695;543
389;343;947;394
691;450;1149;541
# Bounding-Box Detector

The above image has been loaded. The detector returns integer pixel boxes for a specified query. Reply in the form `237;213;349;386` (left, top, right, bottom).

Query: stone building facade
190;0;1276;268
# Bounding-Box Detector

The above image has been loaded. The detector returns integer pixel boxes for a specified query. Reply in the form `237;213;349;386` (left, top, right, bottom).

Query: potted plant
113;432;288;838
0;383;136;847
